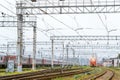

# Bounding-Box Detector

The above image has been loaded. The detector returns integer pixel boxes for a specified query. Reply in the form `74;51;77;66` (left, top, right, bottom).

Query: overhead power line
90;0;108;33
0;3;16;15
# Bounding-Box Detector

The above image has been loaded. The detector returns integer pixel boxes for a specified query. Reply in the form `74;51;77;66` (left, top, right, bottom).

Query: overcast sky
0;0;120;59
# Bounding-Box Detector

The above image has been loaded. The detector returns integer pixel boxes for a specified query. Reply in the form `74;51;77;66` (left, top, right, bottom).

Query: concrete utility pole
32;26;37;70
17;0;23;72
6;43;9;66
51;40;54;68
66;44;69;66
72;48;75;66
62;42;64;68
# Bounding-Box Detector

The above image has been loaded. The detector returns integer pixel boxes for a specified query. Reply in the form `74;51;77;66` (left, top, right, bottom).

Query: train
0;53;98;68
0;54;66;68
90;56;96;67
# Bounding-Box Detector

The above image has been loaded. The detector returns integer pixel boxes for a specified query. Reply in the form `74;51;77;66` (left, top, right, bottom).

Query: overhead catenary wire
18;0;84;37
89;0;109;33
0;3;16;15
0;0;49;40
4;0;16;9
24;0;94;45
4;0;15;6
41;18;63;35
89;0;112;46
0;0;110;43
18;0;74;37
24;0;76;32
24;0;99;50
2;0;119;37
1;0;118;43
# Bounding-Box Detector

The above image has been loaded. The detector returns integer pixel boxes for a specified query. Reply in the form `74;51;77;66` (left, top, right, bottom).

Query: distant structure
102;57;119;67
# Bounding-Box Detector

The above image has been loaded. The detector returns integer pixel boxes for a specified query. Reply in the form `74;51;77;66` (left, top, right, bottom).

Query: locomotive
90;56;96;67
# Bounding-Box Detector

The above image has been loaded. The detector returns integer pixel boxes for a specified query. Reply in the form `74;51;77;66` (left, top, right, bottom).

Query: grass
0;66;92;77
108;67;120;80
53;75;78;80
0;68;45;76
53;67;104;80
73;67;104;80
0;65;78;76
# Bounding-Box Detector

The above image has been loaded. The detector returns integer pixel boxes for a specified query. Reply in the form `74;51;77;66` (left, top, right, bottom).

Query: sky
0;0;120;59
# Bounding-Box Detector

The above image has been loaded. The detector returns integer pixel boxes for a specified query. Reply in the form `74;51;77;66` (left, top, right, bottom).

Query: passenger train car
0;54;65;68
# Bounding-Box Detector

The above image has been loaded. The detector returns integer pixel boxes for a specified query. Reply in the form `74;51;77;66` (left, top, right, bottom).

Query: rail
85;69;114;80
0;68;92;80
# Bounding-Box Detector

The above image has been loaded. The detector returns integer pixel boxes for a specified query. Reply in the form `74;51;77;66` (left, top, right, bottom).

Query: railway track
95;70;114;80
0;68;92;80
86;69;114;80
